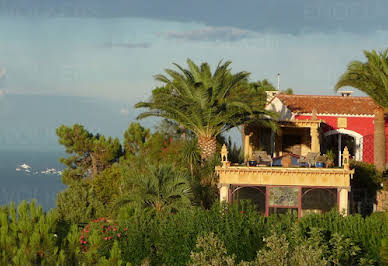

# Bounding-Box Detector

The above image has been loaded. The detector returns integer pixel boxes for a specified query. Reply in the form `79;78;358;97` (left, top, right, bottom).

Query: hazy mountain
0;94;148;151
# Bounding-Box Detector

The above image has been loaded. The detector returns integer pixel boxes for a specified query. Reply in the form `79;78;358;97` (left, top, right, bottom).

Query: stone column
275;129;283;157
221;144;229;168
355;137;363;161
219;184;230;203
342;146;350;170
338;187;349;216
244;133;253;162
241;125;245;152
310;127;320;153
376;190;388;212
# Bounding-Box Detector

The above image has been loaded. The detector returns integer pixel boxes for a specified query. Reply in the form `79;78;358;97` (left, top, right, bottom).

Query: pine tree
57;124;122;184
0;201;62;265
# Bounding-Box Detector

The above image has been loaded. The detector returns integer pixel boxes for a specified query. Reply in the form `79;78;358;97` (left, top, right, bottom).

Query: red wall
294;115;382;164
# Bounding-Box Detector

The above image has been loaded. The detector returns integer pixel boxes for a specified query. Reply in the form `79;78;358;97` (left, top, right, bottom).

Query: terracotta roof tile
276;94;378;116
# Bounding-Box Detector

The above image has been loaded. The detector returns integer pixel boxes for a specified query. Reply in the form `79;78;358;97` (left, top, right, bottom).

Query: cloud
158;26;252;42
102;42;150;48
2;0;388;34
0;89;4;97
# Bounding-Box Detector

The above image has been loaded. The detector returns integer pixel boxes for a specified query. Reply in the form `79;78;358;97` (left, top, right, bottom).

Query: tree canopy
335;48;388;109
56;124;122;184
135;59;276;159
335;48;388;172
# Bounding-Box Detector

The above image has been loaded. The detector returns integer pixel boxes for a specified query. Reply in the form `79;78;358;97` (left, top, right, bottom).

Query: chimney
266;90;280;102
339;90;353;97
277;73;280;91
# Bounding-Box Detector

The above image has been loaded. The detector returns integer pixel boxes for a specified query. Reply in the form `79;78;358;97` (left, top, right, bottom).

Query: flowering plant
79;217;128;259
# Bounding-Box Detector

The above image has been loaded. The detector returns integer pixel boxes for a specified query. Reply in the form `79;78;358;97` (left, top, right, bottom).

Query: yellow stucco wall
216;166;352;188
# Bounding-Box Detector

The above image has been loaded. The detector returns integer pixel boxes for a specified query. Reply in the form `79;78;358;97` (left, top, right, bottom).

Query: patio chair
298;152;319;167
257;151;273;166
251;151;261;163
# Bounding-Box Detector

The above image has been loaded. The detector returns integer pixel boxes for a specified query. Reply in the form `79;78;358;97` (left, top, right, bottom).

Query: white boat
20;163;31;169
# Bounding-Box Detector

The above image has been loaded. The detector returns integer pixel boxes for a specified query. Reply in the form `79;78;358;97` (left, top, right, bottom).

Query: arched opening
323;129;363;166
301;188;337;216
231;186;266;214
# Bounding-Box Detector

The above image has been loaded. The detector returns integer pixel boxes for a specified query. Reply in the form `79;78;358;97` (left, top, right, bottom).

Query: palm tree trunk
90;153;98;178
198;136;217;160
182;126;186;141
374;106;386;172
190;161;194;178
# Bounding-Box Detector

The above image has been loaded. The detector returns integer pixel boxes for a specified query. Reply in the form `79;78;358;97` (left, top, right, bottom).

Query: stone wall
376;190;388;212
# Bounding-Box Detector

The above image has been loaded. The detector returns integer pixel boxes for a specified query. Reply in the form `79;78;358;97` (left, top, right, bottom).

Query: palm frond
335;48;388;108
135;59;278;157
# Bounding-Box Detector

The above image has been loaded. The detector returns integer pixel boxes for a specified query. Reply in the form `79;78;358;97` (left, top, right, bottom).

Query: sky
0;0;387;150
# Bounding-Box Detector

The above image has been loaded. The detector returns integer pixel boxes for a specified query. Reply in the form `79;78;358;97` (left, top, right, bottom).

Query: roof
276;94;378;116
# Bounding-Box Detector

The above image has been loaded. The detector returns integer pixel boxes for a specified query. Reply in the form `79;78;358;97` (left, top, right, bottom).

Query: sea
0;150;66;210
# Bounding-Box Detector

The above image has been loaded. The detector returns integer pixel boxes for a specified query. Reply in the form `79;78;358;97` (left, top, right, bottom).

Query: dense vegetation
1;58;388;265
2;118;387;265
1;201;388;265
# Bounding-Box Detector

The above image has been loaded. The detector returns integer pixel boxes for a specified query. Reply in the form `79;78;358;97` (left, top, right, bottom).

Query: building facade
217;92;387;216
264;93;388;165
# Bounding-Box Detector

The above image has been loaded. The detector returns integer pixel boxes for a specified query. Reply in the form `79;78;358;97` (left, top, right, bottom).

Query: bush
0;201;63;265
350;160;382;197
298;210;388;263
381;237;388;264
91;164;127;207
1;201;387;265
75;217;128;264
56;180;107;224
189;232;235;266
116;203;271;265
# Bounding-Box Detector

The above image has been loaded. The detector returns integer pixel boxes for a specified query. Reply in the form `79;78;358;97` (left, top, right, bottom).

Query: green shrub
60;223;82;264
327;233;362;265
255;232;290;265
381;237;388;264
56;180;107;223
350;160;382;197
189;232;235;266
116;204;267;265
0;201;62;265
117;208;155;265
251;228;327;266
97;240;127;266
298;210;388;263
1;200;387;265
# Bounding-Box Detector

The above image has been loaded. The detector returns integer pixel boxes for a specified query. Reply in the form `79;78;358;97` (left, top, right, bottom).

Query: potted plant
325;150;335;168
281;154;293;168
315;155;326;168
247;154;257;167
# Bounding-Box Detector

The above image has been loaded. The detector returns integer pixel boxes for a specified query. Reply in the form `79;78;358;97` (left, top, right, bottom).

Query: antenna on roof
277;73;280;91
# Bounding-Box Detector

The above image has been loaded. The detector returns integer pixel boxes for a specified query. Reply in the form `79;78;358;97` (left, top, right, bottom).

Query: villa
216;91;388;217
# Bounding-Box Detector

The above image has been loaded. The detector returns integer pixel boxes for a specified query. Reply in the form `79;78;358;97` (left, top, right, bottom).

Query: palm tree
135;59;275;160
249;79;277;92
181;138;201;178
116;163;192;213
335;48;388;172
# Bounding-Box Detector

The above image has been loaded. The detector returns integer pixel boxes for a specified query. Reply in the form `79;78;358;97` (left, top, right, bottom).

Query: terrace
216;146;354;217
